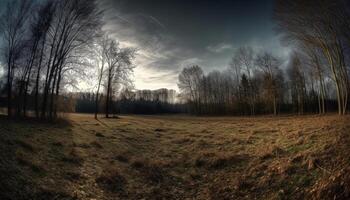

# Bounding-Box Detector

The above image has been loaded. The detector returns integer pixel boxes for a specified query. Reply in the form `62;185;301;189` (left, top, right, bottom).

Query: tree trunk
7;65;12;118
273;96;277;116
105;77;111;118
34;40;46;118
95;62;104;119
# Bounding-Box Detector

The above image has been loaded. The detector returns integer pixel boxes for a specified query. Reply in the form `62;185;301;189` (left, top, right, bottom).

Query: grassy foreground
0;114;349;199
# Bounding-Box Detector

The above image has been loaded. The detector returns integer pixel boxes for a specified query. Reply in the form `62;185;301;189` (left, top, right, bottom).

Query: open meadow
1;0;350;199
1;114;349;199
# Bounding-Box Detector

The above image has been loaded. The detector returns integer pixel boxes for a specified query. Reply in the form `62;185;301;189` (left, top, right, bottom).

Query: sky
0;0;291;91
99;0;291;91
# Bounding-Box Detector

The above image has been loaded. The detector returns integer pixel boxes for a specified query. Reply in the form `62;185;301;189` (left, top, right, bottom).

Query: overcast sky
0;0;291;91
99;0;291;91
0;0;347;94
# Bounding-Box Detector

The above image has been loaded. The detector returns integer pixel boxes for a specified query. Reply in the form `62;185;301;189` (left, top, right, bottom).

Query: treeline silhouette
178;0;349;116
0;0;103;119
274;0;349;115
0;0;348;119
116;88;185;114
0;0;138;120
72;89;186;115
178;65;339;116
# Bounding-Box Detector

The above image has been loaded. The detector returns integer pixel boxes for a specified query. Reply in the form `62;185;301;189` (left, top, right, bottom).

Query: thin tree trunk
7;61;12;118
274;99;277;116
105;76;111;118
95;61;104;119
35;39;46;118
49;66;59;120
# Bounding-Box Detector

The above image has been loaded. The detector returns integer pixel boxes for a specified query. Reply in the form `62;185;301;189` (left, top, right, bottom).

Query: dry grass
1;113;349;199
16;150;44;173
96;168;127;193
131;158;169;183
194;152;248;169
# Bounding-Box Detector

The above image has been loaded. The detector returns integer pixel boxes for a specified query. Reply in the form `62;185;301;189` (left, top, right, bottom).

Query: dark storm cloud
99;0;290;90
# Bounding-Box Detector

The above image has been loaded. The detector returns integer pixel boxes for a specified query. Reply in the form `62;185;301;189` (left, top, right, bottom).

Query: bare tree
302;46;327;114
33;1;55;118
178;65;203;114
231;46;256;115
255;52;281;115
287;53;307;114
39;0;102;119
229;53;242;101
92;34;109;119
17;1;55;117
274;0;349;114
0;0;32;118
104;40;136;118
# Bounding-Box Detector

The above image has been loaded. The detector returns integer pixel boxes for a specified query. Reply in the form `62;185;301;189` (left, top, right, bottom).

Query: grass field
1;114;349;199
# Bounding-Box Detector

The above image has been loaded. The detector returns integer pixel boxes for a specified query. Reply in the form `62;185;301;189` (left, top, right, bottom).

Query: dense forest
0;0;349;118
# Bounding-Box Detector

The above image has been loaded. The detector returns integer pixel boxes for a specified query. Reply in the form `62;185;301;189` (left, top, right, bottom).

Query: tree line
274;0;349;115
0;0;348;119
0;0;136;120
63;88;184;115
178;0;349;116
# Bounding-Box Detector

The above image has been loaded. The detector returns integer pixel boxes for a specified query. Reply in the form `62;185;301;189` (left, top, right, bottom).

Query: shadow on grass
0;114;76;200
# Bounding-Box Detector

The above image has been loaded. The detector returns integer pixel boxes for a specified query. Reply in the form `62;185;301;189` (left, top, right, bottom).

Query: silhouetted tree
93;34;108;119
0;0;32;118
255;52;281;115
274;0;349;114
104;40;135;118
178;65;203;114
39;0;102;119
232;46;256;115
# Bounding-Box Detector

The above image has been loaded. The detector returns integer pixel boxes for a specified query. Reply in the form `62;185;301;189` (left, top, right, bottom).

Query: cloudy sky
100;0;290;90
